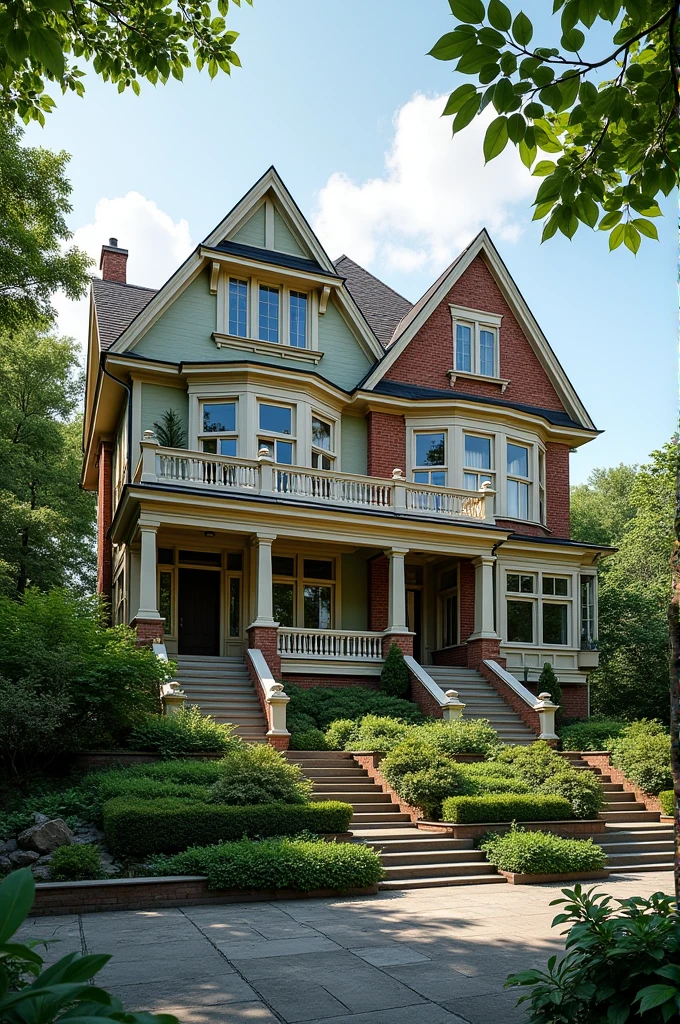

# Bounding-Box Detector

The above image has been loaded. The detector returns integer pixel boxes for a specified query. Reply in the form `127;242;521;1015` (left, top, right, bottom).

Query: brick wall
97;441;113;612
369;556;389;630
408;671;444;718
546;442;570;537
578;753;663;814
460;559;475;641
100;247;128;283
382;633;413;657
247;625;281;678
477;660;541;736
132;617;164;646
384;254;566;413
560;684;589;720
367;411;406;478
284;675;379;690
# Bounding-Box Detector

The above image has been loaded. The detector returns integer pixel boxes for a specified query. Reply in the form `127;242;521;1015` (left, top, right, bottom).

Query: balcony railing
277;628;384;660
134;436;493;523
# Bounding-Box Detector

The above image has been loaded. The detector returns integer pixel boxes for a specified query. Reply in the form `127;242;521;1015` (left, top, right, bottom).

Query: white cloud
55;192;193;353
313;93;535;276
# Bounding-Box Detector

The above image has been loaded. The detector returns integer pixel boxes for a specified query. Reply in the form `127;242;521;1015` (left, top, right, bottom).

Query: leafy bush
289;728;328;751
344;714;410;752
492;741;602;817
398;764;466;819
286;685;425;731
610;719;672;794
324;719;355;750
480;826;606;875
380;737;442;791
539;769;604;819
49;844;104;881
441;794;573;824
151;837;384;892
103;797;353;856
558;717;627;751
458;769;530;796
494;741;565;788
538;663;561;707
505;886;680;1022
208;744;313;805
0;869;179;1024
414;718;501;757
658;790;674;816
380;643;410;698
128;706;240;757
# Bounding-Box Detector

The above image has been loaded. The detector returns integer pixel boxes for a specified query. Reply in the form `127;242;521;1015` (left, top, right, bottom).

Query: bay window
507;442;530;519
506;572;535;643
505;571;573;646
200;401;237;456
311;416;334;469
258;403;294;464
580;575;597;648
414;432;446;486
463;433;494;491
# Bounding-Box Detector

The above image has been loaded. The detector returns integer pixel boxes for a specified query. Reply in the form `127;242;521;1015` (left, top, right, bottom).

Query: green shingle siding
273;208;306;256
340;414;367;475
318;298;373;391
141;384;189;442
232;204;266;247
134;271;216;361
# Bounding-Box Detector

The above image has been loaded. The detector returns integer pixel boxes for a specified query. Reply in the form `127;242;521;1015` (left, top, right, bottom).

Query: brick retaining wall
578;752;663;813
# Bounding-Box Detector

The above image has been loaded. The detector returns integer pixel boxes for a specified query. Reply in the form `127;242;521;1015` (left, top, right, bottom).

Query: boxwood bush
658;790;674;816
441;794;574;824
103;797;353;856
610;720;672;795
207;744;313;805
413;719;500;757
343;715;410;752
151;837;384;892
286;685;425;732
397;765;467;819
127;705;241;757
49;843;105;881
480;826;607;875
558;717;627;751
492;741;604;818
324;719;355;750
289;728;328;751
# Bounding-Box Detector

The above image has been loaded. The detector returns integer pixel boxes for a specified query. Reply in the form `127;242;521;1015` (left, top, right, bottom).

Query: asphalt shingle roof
334;255;412;348
211;241;335;277
92;279;157;351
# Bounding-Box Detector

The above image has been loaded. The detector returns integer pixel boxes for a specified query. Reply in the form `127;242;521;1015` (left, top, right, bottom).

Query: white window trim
258;399;296;463
311;411;336;469
198;398;239;456
272;554;337;628
215;270;321;361
449;304;508;389
462;431;495;492
412;430;447;486
502;568;575;648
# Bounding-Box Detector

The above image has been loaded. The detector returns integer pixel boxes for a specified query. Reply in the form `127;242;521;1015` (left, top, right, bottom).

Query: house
82;168;610;746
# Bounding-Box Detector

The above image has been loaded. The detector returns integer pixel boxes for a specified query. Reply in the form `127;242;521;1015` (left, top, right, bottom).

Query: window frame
449;304;504;384
503;568;575;648
412;430;447;487
289;290;309;350
228;277;248;339
463;432;495;492
258;400;295;464
258;283;281;345
198;399;239;458
580;573;598;649
272;554;336;629
311;413;335;470
506;440;531;522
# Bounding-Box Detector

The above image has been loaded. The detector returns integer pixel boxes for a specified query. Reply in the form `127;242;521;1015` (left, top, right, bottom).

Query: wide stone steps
174;655;268;740
423;666;536;745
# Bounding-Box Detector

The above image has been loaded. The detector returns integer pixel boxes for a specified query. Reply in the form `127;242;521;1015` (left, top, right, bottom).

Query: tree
431;0;679;251
0;117;91;329
153;408;187;448
570;463;639;546
0;0;252;124
0;326;96;596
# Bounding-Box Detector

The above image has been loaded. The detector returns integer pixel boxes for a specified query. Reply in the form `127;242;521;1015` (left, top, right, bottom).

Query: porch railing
277;628;384;660
135;436;492;523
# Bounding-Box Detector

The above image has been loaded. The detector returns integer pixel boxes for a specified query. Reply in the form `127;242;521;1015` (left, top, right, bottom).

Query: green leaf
507;112;525;143
557;72;580;110
488;0;512;31
524;101;544;118
479;63;501;84
635;986;678;1012
598;211;622;230
609;224;625;250
493;77;515;113
560;1;579;32
449;0;485;24
561;28;585;51
632;218;659;239
542;210;561;241
452;93;481;132
625;62;644;82
518;137;536;168
457;44;501;74
558;205;578;238
579;0;600;28
574;193;598;227
5;28;29;63
579;79;598;106
429;32;469;61
28;23;65;78
512;12;533;46
442;83;478;116
479;26;507;46
533;160;556;176
483;116;509;161
0;870;35;944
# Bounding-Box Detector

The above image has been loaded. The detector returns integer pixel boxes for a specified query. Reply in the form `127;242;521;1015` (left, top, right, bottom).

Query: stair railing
483;660;559;740
403;657;466;720
246;648;290;745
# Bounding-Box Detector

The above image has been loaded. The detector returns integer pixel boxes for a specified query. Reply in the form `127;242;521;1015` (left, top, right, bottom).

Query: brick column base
247;625;281;678
268;734;290;750
381;633;414;658
131;617;165;647
466;637;504;669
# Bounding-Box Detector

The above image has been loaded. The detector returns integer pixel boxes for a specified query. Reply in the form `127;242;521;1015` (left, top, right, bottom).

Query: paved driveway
19;871;673;1024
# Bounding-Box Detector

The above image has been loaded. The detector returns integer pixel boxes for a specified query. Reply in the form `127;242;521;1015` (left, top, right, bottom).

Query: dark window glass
543;603;568;645
259;404;292;435
304;559;333;580
440;569;456;591
219;438;237;457
178;550;221;566
158;548;174;565
443;593;458;647
304;585;331;628
276;441;293;464
258;285;280;343
272;556;295;577
159;571;173;634
415;432;445;467
507;601;533;643
226;552;243;571
202;438;217;454
229;278;248;338
229;576;240;637
273;582;294;626
203;402;235;433
312;417;331;450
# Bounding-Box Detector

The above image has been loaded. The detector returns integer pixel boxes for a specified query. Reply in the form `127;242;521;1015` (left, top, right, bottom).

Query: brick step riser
606;853;675;866
380;874;505;890
380;852;487;867
608;863;675;874
351;814;411;823
311;795;393;805
365;840;473;853
599;811;661;822
382;862;491;879
599;843;675;855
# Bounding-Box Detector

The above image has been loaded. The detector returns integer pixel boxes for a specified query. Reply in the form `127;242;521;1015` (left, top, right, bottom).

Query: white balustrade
404;482;485;519
277;628;384;660
273;467;392;509
156;451;259;491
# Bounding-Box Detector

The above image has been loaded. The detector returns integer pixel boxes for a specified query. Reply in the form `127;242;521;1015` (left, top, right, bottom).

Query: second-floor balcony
133;435;494;524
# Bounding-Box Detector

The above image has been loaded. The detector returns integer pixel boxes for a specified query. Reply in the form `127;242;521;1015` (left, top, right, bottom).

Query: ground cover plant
441;794;573;824
480;827;606;875
48;843;104;881
559;718;627;751
286;685;425;735
505;885;680;1023
659;790;674;817
151;837;384;892
609;720;672;795
128;704;240;757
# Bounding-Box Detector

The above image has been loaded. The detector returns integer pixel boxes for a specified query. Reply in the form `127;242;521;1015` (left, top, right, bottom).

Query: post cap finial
391;467;404;479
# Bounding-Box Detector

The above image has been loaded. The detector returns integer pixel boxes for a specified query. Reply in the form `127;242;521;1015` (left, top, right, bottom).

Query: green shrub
480;826;606;874
539;767;604;819
208;744;313;805
494;741;565;787
151;837;384;892
414;718;501;757
397;764;466;819
49;843;104;881
559;717;627;751
92;774;211;805
380;737;441;791
441;794;573;824
103;797;353;856
610;719;672;794
128;706;240;757
120;758;234;786
324;719;355;750
659;790;674;816
286;711;318;734
458;770;530;796
538;662;561;707
344;714;409;752
289;728;328;751
492;740;601;817
286;685;425;730
380;643;410;698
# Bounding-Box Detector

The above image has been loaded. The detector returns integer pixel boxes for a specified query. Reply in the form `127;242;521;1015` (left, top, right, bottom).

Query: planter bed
31;875;379;916
67;751;225;771
417;819;606;841
498;869;610;885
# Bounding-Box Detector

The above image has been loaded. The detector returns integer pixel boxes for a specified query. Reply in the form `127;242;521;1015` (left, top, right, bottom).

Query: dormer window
258;285;280;343
290;292;308;349
448;305;508;390
228;278;248;338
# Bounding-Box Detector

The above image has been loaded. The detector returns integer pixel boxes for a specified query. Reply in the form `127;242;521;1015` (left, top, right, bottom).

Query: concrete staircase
560;752;675;873
174;655;268;742
286;750;505;890
425;666;536;745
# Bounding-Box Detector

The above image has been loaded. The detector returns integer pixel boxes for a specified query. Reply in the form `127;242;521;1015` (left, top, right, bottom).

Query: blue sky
25;0;677;483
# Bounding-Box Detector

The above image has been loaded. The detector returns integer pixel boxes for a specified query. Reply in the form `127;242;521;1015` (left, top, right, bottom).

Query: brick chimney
100;237;128;283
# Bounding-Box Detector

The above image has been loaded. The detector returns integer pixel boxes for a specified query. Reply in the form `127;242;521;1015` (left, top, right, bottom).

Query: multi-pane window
414;432;446;486
272;555;334;629
289;292;308;349
480;329;495;376
452;313;499;378
542;576;569;646
258;285;280;343
507;442;530;519
580;575;596;648
506;572;535;643
159;570;173;636
200;401;237;456
112;566;127;626
505;571;573;646
455;323;472;372
463;434;493;491
538;448;546;525
311;416;334;470
258;403;294;464
228;278;248;338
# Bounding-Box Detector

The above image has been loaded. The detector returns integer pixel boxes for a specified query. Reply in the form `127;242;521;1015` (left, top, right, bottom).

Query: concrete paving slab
250;977;349;1022
351;944;431;966
301;1004;469;1024
99;948;233;987
213;935;342;960
110;973;258;1009
151;1000;279;1022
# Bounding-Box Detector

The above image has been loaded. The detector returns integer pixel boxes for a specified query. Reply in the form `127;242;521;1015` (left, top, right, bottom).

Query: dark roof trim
509;533;616;552
208;240;337;277
370;380;599;433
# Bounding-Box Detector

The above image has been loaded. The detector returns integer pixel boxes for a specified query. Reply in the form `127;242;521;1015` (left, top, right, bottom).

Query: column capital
250;531;277;546
383;547;409;558
471;553;496;568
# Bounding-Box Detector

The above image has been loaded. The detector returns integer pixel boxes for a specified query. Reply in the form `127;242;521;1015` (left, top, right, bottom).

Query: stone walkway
19;871;674;1024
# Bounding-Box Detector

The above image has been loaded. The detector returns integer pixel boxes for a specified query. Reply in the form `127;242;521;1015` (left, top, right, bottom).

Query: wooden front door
178;568;220;655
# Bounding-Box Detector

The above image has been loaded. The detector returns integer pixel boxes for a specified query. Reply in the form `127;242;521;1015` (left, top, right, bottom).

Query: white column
137;522;161;619
250;532;277;627
470;554;498;639
385;547;409;633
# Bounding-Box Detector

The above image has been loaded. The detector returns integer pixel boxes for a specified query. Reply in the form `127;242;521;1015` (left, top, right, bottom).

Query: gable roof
333;255;412;348
92;279;157;351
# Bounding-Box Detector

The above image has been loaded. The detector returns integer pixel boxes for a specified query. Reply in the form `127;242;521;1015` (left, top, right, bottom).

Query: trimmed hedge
128;705;240;757
610;720;672;795
289;728;328;751
659;790;674;816
286;685;425;732
151;837;384;892
343;715;410;753
480;827;607;874
103;797;353;856
441;794;574;824
558;718;627;752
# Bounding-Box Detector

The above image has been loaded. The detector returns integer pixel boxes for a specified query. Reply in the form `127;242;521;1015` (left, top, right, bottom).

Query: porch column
137;522;161;620
470;555;498;640
382;547;413;657
249;532;277;627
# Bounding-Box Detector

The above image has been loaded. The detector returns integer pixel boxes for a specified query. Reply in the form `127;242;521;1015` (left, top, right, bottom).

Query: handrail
483;659;559;740
246;648;290;737
483;659;548;710
404;656;465;719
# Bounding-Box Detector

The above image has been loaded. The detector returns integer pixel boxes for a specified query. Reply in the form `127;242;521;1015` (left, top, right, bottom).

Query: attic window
448;304;509;392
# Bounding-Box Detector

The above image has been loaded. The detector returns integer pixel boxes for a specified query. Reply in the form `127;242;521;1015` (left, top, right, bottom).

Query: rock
0;838;18;855
0;855;12;873
99;851;121;876
18;819;73;855
72;827;103;846
33;813;49;825
36;853;54;865
9;849;40;867
31;864;52;881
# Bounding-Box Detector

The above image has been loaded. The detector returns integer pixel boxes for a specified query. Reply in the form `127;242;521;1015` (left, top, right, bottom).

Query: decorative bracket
319;285;331;315
209;261;220;295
